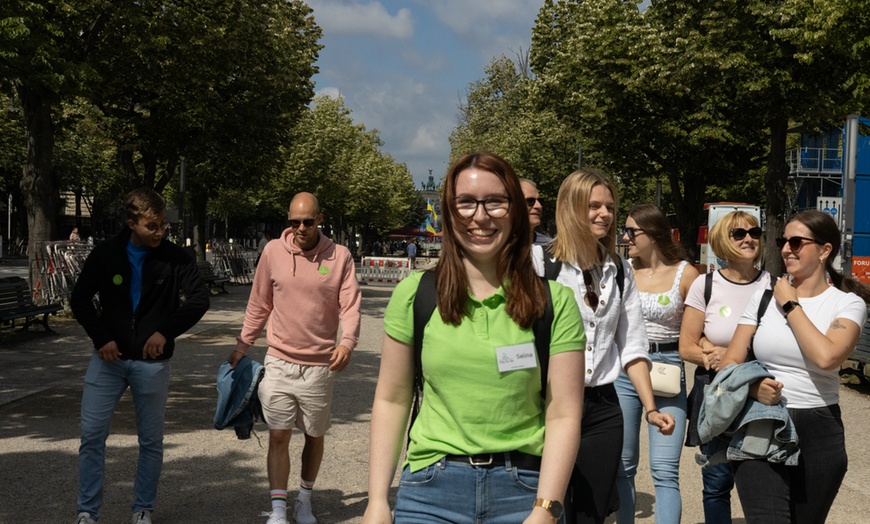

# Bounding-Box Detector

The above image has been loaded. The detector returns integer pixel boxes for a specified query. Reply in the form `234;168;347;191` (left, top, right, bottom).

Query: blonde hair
708;211;762;265
551;168;618;268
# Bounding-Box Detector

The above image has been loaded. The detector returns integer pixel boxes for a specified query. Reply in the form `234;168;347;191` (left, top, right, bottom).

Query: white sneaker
293;498;317;524
132;510;152;524
73;513;96;524
262;511;289;524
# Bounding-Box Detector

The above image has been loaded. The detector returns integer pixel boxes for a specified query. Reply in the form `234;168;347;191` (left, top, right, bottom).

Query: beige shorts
258;355;336;436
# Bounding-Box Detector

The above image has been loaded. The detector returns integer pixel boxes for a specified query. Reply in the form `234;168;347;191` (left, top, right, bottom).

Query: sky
306;0;545;188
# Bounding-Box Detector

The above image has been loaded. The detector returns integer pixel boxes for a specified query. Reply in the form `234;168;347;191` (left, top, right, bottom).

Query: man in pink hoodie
228;192;361;524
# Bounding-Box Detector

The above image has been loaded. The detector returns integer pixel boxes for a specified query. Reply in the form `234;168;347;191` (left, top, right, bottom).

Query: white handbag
650;361;681;398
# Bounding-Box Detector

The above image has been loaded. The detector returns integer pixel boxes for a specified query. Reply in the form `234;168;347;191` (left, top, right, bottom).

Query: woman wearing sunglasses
532;170;675;524
719;210;869;523
364;152;585;523
678;210;770;524
614;204;698;524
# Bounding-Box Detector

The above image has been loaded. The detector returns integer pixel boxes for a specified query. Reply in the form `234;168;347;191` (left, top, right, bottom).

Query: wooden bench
0;277;63;332
197;260;230;294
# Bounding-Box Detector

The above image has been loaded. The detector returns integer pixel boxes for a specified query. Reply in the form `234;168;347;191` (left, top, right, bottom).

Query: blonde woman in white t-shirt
679;210;770;524
720;210;870;524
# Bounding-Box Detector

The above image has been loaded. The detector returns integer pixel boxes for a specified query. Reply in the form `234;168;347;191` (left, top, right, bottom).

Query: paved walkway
2;279;870;523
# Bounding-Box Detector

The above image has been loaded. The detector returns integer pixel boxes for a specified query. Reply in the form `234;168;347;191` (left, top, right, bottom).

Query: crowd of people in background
67;152;869;524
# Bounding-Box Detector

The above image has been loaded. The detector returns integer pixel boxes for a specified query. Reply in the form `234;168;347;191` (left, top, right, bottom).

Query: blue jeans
394;457;558;523
77;353;171;519
614;351;687;524
699;443;735;524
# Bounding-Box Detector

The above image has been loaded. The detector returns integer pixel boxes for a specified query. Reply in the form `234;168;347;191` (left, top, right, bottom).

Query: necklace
646;267;657;279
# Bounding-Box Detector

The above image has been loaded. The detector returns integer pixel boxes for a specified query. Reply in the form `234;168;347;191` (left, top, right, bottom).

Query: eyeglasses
730;227;762;241
775;236;823;251
624;227;644;241
143;221;169;234
525;197;541;208
289;218;317;229
454;196;510;218
582;269;599;311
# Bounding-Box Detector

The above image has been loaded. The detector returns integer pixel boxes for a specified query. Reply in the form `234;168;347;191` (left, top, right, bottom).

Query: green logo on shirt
113;274;123;285
719;306;731;318
318;266;329;275
657;295;670;306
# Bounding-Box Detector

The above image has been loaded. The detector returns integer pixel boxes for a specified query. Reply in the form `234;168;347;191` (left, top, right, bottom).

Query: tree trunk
17;83;57;288
764;117;790;277
191;188;208;261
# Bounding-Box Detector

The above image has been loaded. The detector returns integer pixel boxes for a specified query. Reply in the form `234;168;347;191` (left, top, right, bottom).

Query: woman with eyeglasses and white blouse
679;210;771;524
532;169;675;524
719;210;869;523
614;204;699;524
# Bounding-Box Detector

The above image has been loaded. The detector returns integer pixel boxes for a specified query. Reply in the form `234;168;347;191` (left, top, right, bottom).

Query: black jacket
71;228;210;360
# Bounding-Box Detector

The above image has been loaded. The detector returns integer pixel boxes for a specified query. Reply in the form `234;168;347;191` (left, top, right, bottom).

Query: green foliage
449;54;580;234
267;95;421;243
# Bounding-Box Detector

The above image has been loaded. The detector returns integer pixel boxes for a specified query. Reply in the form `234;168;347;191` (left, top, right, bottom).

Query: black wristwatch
782;300;802;317
533;499;563;520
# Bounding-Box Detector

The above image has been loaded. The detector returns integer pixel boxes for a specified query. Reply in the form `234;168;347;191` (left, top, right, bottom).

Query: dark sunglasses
525;197;541;208
288;218;317;229
582;269;599;311
624;227;644;241
775;236;823;251
730;227;763;241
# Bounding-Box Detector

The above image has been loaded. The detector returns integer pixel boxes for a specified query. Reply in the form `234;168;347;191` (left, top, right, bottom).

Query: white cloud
315;86;342;100
308;1;414;39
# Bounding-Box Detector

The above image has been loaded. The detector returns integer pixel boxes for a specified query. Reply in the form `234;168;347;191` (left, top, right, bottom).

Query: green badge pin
657;295;670;306
319;266;329;275
719;306;731;318
113;274;123;285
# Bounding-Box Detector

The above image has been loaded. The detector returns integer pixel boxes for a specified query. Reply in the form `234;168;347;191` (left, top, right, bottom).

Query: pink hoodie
238;228;361;365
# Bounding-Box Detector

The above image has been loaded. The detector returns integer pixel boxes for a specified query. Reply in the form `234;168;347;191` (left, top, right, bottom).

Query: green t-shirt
384;272;586;471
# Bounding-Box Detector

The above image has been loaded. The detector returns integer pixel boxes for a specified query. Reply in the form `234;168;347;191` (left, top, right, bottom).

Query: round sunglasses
730;227;762;241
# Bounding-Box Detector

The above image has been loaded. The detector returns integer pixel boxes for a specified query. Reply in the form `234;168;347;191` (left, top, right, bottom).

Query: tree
1;1;322;263
531;0;765;259
0;1;108;267
450;53;580;234
530;0;870;268
271;95;420;253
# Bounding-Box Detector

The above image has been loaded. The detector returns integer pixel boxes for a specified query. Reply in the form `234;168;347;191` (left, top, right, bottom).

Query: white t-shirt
684;270;772;348
739;286;867;408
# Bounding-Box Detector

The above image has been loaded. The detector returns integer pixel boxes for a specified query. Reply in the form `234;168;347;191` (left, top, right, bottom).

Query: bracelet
645;408;660;423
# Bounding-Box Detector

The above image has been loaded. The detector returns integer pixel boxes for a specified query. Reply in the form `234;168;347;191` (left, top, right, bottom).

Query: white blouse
532;244;651;387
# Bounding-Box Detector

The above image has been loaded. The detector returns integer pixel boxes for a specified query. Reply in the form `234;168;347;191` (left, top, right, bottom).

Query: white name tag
496;343;538;373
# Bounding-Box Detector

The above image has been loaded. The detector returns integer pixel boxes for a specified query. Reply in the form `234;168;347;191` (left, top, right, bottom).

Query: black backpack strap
704;271;714;306
411;271;437;432
543;246;562;280
612;254;625;299
748;275;777;361
532;277;554;399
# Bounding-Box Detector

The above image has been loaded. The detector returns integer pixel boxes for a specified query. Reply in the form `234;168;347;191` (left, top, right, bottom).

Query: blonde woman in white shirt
532;169;675;524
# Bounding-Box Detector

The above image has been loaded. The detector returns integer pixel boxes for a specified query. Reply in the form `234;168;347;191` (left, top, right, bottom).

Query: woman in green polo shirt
364;151;586;524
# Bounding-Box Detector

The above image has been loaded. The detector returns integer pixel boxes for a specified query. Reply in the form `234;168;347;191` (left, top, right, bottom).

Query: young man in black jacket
70;188;210;524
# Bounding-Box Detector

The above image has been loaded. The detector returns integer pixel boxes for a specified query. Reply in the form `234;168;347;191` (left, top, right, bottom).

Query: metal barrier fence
32;241;94;305
209;242;256;284
358;257;411;284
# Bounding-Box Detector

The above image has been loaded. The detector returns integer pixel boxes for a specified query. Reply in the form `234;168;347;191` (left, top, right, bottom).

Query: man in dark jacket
70;188;209;524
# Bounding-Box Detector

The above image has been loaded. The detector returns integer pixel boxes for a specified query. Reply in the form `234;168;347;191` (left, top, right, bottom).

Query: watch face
549;500;563;518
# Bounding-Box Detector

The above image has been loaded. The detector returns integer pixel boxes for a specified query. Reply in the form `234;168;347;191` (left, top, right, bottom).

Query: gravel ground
2;279;870;523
